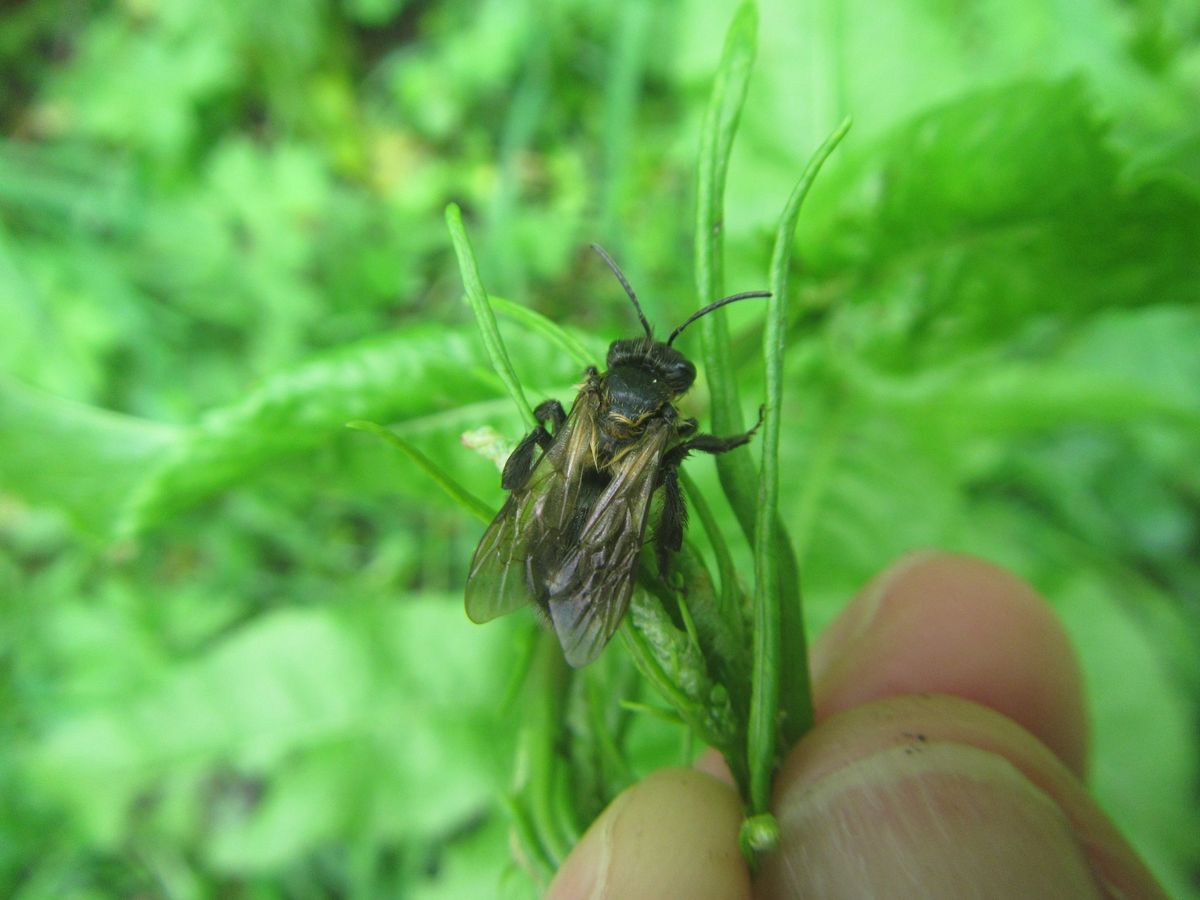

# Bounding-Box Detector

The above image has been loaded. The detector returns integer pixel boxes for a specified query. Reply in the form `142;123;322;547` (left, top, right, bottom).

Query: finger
810;551;1088;774
757;695;1167;899
545;767;751;900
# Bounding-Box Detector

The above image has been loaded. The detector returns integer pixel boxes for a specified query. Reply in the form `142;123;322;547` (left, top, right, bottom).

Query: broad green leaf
795;80;1200;366
0;376;179;536
348;420;495;524
121;326;531;534
25;599;521;857
6;319;588;539
718;0;1200;227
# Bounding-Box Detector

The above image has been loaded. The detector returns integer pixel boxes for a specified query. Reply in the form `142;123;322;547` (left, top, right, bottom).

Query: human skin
546;552;1167;900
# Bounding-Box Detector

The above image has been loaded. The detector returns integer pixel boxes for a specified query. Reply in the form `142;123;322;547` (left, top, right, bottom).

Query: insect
465;245;768;667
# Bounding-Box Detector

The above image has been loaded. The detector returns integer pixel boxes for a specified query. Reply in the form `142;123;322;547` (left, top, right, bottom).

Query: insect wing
463;493;536;623
464;394;600;623
546;420;671;666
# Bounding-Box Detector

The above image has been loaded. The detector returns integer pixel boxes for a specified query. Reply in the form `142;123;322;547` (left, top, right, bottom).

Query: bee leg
654;462;687;578
535;398;568;434
501;399;567;490
665;404;764;463
652;408;764;576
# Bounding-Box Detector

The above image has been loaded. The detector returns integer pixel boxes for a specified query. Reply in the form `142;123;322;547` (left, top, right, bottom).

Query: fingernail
760;741;1104;899
810;549;941;681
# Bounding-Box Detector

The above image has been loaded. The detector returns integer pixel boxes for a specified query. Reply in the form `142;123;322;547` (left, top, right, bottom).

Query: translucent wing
464;390;600;623
546;419;672;667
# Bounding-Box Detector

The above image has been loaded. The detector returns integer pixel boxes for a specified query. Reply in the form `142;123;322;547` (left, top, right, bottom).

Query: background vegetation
2;0;1198;896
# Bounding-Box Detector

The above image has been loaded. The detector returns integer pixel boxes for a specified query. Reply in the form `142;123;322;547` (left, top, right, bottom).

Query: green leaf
347;420;495;524
620;572;749;794
694;0;763;537
489;295;603;370
0;376;179;537
512;633;575;870
748;118;850;812
798;79;1200;366
413;816;538;900
25;599;520;855
446;202;537;428
3;322;573;540
680;471;747;675
125;325;505;534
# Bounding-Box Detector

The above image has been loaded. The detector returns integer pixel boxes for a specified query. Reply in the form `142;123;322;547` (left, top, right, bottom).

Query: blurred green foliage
1;0;1198;896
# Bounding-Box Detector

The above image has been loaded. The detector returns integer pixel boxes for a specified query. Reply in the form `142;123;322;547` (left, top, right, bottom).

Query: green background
2;0;1198;896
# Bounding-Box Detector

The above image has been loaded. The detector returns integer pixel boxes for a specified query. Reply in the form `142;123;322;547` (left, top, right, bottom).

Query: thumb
756;695;1166;900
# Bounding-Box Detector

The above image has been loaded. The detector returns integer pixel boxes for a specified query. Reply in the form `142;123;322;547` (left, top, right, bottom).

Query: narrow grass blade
679;471;753;722
693;1;761;536
748;119;852;812
346;420;495;524
618;700;685;727
680;470;743;646
583;680;636;792
501;793;555;884
488;295;600;369
518;632;574;867
445;203;537;428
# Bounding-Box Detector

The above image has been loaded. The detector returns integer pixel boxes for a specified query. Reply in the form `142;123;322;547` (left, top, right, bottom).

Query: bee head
590;243;769;400
606;338;696;395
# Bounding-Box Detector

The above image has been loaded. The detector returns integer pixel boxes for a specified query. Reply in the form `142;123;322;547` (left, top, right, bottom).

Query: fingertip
812;551;1089;775
546;767;751;900
761;696;1167;900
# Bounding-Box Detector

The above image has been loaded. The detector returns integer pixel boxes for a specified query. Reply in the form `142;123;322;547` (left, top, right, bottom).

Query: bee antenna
666;290;772;345
591;243;653;340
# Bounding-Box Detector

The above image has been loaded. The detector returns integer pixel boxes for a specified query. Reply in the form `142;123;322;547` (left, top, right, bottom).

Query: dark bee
465;245;767;667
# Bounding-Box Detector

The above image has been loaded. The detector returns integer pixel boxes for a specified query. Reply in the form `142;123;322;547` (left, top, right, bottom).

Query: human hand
546;552;1167;899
